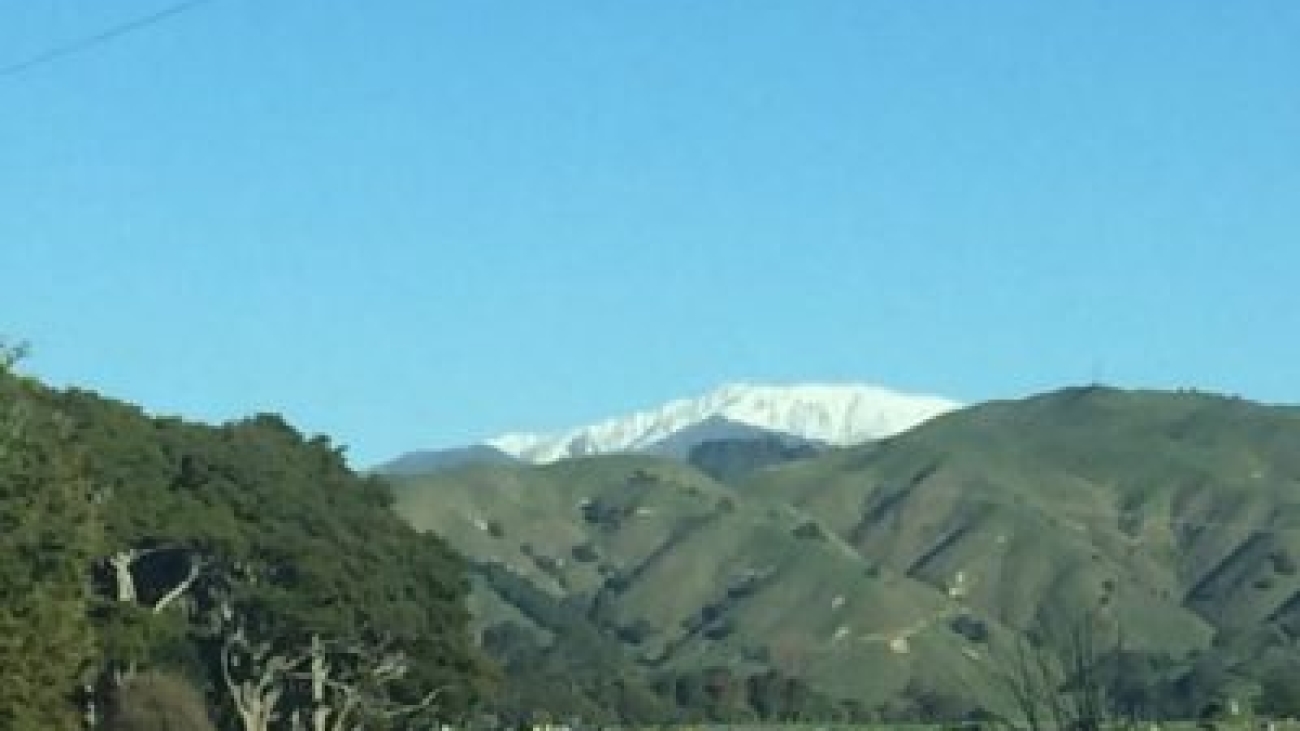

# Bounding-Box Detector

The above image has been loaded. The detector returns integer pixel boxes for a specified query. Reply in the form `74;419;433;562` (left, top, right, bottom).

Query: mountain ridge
486;382;959;463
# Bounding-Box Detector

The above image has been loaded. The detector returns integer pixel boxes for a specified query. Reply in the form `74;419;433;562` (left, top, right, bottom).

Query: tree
0;365;100;730
0;351;487;729
0;338;29;370
988;612;1154;731
44;397;486;729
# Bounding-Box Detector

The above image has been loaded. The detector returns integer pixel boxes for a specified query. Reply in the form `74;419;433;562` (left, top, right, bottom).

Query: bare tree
989;613;1136;731
217;627;447;731
220;630;306;731
288;634;445;731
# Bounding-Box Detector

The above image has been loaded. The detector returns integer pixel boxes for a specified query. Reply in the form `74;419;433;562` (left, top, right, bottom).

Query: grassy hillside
393;455;1008;718
392;386;1300;722
748;387;1300;636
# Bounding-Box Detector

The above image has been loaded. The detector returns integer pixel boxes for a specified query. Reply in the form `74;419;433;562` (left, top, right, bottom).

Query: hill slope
747;387;1300;636
391;455;981;718
392;386;1300;721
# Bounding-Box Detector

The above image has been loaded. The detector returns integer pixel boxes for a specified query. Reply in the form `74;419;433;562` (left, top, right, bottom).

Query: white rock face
487;383;959;464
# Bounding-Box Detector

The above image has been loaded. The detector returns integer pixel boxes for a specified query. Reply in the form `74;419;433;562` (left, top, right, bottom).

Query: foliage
475;558;867;724
1257;674;1300;718
0;356;489;729
105;671;216;731
0;365;99;730
686;435;822;483
658;666;851;723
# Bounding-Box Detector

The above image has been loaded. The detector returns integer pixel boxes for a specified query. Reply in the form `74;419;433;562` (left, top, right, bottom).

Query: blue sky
1;1;1297;465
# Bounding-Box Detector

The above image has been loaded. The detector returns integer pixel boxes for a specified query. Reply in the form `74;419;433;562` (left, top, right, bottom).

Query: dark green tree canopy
2;364;488;729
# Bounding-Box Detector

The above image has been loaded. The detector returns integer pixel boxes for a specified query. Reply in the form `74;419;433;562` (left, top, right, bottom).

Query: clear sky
1;1;1297;465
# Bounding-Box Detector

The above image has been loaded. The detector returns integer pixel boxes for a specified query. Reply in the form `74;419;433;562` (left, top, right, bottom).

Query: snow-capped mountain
487;383;959;464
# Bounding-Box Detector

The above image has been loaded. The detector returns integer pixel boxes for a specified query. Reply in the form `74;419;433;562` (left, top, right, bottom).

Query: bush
571;542;599;563
950;614;990;644
615;619;654;645
105;671;215;731
791;521;825;540
1271;549;1297;575
703;618;736;641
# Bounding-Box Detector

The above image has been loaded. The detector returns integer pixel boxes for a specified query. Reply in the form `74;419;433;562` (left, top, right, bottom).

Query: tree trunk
311;635;331;731
108;550;139;604
221;634;300;731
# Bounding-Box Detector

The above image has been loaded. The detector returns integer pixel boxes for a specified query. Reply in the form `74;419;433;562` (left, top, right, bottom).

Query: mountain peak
486;382;959;463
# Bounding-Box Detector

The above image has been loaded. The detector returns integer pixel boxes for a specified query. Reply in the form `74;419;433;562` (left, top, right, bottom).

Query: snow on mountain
487;383;960;463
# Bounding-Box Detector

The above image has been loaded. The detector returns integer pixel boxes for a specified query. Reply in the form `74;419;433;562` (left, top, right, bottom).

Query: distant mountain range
379;382;959;473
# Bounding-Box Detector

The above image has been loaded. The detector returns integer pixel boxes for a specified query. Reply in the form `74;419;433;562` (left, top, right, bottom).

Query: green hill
750;387;1300;635
392;386;1300;723
391;454;975;719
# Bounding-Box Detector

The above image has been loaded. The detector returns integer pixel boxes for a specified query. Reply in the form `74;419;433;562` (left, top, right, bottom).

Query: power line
0;0;217;79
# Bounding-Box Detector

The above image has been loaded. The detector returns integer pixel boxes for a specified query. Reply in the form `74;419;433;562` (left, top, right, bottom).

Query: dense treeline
0;351;488;730
0;350;98;729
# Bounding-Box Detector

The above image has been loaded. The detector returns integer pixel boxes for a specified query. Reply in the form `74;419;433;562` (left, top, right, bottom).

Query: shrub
1271;549;1297;575
702;618;736;641
950;614;990;644
105;671;215;731
571;542;599;563
791;521;825;540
